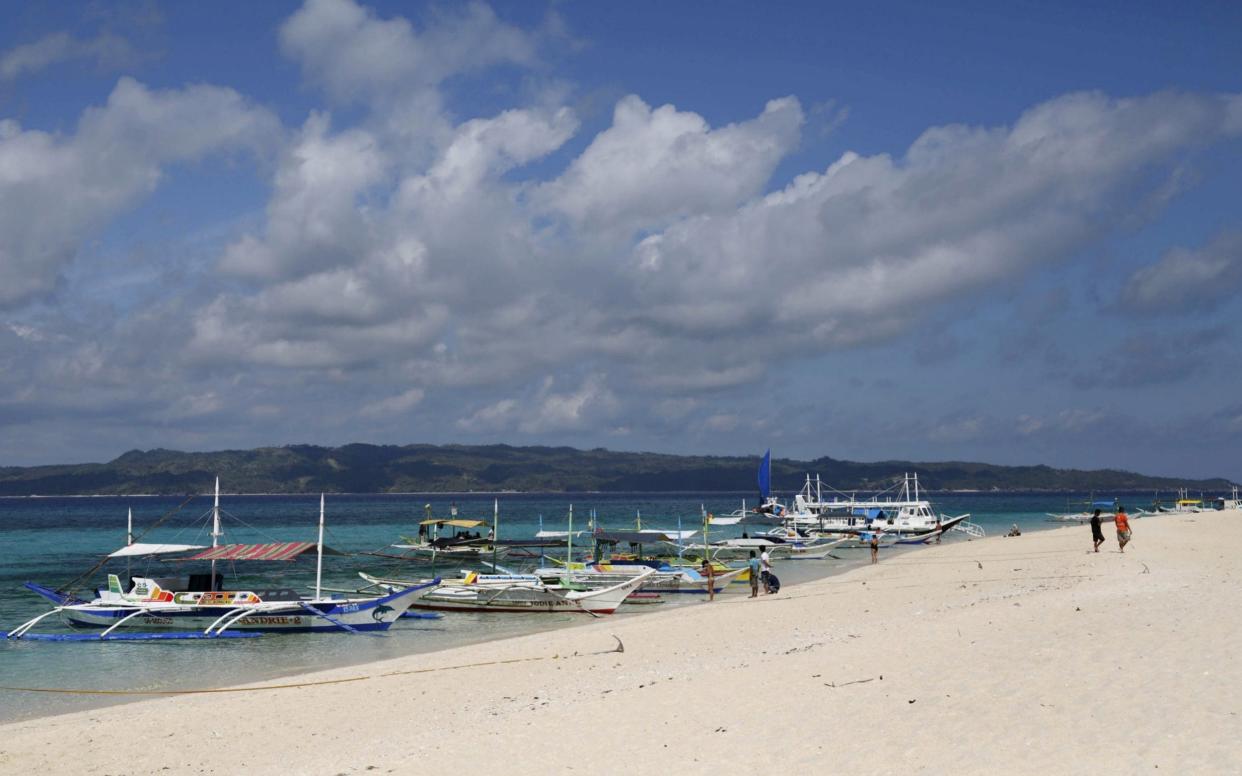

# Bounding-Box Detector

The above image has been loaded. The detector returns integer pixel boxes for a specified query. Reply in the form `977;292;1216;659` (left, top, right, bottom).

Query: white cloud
1121;230;1242;312
5;0;1242;471
359;387;425;417
279;0;536;103
455;375;618;434
220;113;385;280
0;77;279;307
625;90;1242;356
539;95;802;237
0;31;137;81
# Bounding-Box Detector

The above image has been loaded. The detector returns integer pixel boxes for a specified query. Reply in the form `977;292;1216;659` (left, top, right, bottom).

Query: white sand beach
2;510;1239;775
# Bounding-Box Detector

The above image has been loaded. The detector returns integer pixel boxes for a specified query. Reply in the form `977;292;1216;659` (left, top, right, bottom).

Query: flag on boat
185;542;345;561
758;448;771;499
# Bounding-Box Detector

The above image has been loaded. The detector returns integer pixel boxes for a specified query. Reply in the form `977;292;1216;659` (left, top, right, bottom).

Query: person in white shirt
760;548;773;594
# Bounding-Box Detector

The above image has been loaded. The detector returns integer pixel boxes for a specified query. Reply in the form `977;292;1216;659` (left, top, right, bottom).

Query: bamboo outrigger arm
7;607;67;639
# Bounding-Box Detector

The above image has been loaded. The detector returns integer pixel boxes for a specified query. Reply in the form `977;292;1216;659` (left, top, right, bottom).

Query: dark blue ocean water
0;490;1163;721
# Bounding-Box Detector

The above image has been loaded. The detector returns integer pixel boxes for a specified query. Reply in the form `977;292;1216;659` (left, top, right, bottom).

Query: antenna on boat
316;493;325;601
211;476;221;591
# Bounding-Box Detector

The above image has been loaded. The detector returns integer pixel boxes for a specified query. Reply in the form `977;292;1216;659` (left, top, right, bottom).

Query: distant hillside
0;444;1233;496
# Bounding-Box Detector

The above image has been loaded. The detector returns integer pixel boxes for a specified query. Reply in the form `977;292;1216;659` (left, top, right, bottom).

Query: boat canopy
1091;500;1116;508
419;518;485;528
184;542;345;561
107;543;207;558
593;530;678;544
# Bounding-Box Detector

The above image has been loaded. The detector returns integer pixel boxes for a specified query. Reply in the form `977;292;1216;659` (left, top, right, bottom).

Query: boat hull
25;582;430;634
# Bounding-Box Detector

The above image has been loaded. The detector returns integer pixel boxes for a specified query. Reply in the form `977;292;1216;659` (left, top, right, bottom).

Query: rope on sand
0;636;626;697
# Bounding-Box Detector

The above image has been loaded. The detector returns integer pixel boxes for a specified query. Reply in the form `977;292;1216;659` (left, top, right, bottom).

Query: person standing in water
1090;509;1106;553
1115;506;1132;553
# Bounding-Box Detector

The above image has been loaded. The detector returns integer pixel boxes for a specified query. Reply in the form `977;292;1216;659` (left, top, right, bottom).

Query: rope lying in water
0;636;625;696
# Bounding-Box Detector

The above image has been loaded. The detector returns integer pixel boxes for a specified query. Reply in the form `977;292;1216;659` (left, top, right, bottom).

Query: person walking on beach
1115;506;1132;553
870;529;880;564
760;547;773;594
747;551;761;598
1090;509;1106;553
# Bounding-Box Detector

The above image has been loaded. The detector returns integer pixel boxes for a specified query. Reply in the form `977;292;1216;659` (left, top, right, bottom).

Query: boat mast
126;507;133;580
315;493;325;601
567;504;574;566
492;498;499;569
211;477;221;591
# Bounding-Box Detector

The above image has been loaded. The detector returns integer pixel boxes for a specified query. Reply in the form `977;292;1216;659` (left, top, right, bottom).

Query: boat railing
951;521;986;538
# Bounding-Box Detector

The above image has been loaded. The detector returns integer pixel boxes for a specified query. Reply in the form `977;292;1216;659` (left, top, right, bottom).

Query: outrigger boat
380;517;495;562
755;472;977;538
671;535;846;561
359;567;656;615
6;486;434;641
1046;497;1119;523
534;559;747;594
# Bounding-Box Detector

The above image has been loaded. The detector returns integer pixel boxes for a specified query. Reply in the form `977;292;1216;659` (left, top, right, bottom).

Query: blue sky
1;0;1240;481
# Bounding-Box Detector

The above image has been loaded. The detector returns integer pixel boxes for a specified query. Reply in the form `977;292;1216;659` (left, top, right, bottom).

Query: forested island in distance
0;443;1234;496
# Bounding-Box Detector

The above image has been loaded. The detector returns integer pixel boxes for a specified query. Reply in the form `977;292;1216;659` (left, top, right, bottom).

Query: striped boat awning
185;542;345;561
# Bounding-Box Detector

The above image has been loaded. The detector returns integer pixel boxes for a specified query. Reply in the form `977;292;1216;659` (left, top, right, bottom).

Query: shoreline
0;538;876;725
2;511;1239;774
2;488;1236;499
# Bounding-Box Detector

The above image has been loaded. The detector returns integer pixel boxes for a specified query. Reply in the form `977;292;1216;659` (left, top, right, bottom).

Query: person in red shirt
1114;507;1132;553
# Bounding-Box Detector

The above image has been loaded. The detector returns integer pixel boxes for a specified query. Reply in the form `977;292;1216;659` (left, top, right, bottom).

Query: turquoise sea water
0;490;1170;722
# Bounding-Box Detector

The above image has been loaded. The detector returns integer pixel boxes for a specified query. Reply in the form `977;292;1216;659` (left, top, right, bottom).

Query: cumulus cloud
279;0;536;103
219;113;386;280
629;91;1242;353
0;31;138;81
4;0;1242;469
0;77;279;307
1121;230;1242;312
190;72;1242;443
539;95;803;237
456;375;618;434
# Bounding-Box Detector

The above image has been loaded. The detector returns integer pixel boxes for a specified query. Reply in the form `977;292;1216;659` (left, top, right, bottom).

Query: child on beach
1090;509;1105;552
748;551;761;598
869;530;880;564
1115;506;1132;552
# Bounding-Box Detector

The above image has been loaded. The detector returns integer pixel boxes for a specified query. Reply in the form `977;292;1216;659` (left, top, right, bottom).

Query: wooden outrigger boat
6;486;433;640
359;567;656;615
535;560;748;594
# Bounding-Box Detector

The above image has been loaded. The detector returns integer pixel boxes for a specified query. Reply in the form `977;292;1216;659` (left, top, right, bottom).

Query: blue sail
757;449;771;499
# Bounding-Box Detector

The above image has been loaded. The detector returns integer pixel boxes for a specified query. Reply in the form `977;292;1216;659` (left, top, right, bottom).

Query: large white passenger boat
762;472;975;537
